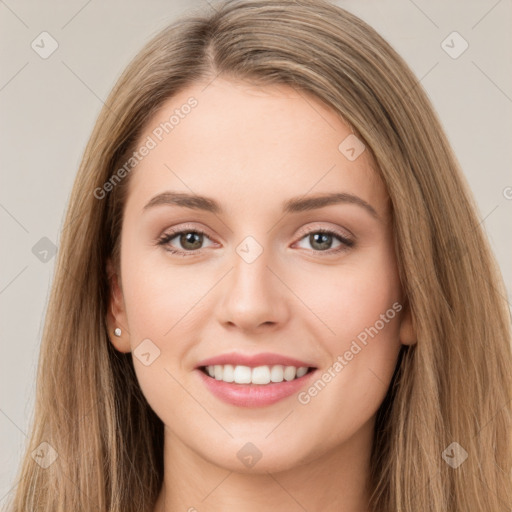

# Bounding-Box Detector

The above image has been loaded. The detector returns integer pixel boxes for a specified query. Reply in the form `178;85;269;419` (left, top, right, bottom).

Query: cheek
121;243;207;342
293;246;402;420
120;248;205;416
297;248;402;349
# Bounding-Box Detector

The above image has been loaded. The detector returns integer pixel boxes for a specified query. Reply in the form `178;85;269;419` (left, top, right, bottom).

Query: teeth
233;365;252;384
296;366;308;378
270;365;284;383
222;364;234;382
204;364;311;385
251;366;271;385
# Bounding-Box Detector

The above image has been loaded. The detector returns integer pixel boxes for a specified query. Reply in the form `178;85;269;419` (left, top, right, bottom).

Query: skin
106;78;415;512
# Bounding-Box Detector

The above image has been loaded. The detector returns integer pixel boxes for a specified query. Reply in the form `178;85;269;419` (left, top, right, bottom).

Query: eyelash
156;224;355;258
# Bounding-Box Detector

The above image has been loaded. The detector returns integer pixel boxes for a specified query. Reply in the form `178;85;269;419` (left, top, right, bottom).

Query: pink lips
195;351;316;369
194;351;318;408
196;369;317;407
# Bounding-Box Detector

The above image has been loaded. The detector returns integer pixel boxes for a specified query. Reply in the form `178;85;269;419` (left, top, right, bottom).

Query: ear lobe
399;302;416;346
106;258;131;353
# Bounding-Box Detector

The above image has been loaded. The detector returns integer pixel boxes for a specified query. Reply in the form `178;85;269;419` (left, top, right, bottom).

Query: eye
156;225;355;257
294;228;354;255
157;226;215;256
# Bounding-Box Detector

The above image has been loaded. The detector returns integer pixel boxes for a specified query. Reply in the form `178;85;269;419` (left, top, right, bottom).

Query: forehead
125;78;388;218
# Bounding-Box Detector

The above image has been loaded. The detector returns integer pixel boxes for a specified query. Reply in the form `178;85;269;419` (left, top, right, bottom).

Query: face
107;78;414;473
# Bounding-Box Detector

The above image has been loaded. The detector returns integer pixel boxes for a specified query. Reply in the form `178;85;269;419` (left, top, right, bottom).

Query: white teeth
233;365;252;384
296;366;308;378
222;364;235;382
270;365;284;382
283;366;296;381
204;364;311;385
251;366;271;385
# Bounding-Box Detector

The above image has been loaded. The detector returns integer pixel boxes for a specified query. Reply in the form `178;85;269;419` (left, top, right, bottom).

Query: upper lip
195;352;317;369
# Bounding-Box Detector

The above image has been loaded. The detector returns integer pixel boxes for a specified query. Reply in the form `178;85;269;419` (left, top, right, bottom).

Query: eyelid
160;222;215;238
156;223;217;247
295;222;354;241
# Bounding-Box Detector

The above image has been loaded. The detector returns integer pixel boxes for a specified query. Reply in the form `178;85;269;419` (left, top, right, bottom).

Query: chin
194;437;314;475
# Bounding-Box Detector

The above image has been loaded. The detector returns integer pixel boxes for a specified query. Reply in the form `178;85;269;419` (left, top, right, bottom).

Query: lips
194;351;319;407
195;351;317;369
196;364;318;407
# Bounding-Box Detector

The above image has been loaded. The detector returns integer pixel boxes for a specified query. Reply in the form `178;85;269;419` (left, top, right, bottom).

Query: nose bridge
233;235;271;291
217;233;289;330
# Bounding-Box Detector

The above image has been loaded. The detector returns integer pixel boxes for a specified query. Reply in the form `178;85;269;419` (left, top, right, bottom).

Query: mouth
198;364;317;385
195;364;319;408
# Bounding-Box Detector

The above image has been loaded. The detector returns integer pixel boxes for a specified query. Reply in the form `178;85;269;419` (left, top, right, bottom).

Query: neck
154;419;374;512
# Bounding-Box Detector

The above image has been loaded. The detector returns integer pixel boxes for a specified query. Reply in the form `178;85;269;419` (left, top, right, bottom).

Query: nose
216;245;290;333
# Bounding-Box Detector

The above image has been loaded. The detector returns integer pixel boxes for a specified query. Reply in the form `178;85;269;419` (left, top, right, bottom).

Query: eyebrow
143;191;379;219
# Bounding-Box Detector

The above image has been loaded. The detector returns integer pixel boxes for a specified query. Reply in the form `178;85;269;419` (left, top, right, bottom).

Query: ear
106;258;131;353
398;301;416;346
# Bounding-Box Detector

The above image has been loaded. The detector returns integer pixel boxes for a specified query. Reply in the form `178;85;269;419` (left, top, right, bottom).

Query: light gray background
1;0;511;503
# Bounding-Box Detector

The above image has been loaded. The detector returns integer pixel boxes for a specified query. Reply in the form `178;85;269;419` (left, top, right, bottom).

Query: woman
7;0;511;511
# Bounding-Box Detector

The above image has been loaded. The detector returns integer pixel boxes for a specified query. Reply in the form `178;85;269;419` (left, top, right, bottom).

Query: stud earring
114;327;122;337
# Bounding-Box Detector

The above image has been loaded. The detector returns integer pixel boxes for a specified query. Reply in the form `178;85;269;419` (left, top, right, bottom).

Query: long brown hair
6;1;511;510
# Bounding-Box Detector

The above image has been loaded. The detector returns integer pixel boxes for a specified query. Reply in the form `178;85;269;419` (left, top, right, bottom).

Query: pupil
181;232;202;249
311;232;331;250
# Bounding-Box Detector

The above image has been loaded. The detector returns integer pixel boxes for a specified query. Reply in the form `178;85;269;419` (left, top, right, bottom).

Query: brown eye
157;228;214;256
178;231;204;250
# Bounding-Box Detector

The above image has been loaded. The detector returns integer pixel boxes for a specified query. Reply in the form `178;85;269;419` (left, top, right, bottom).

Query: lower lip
196;368;317;407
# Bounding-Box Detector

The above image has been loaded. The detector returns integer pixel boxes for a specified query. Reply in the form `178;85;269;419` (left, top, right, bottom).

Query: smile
200;364;314;384
196;365;318;408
